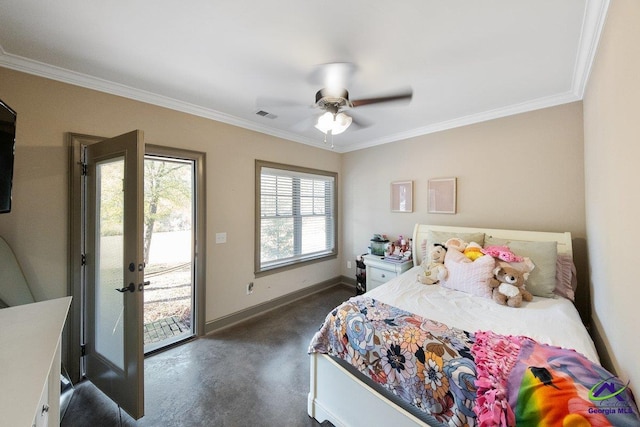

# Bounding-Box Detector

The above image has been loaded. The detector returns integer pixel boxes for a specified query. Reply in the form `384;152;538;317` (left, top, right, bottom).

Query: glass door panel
94;157;125;370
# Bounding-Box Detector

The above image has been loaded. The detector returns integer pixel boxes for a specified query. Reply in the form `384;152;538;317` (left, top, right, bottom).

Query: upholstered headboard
412;223;572;266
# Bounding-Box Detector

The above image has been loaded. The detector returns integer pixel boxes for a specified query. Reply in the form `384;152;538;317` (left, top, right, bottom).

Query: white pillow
441;248;495;298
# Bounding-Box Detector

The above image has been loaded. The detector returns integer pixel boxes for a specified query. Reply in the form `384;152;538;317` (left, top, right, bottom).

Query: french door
83;130;145;419
69;132;205;421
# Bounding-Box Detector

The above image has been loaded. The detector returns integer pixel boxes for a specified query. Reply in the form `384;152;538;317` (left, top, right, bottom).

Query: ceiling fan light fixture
315;111;352;135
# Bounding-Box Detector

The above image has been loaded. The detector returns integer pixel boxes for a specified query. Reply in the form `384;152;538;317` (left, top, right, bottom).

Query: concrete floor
61;284;353;426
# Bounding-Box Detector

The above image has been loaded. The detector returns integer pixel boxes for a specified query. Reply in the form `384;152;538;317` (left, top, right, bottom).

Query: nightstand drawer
369;267;394;284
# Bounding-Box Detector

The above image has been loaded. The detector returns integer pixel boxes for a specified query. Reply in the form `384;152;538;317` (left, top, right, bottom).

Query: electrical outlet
246;282;254;295
347;260;352;269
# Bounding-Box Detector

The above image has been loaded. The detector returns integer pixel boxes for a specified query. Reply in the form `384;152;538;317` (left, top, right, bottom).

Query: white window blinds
257;163;336;272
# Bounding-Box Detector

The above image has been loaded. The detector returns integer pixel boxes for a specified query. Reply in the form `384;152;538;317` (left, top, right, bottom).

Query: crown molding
571;0;610;98
339;91;581;153
0;45;327;150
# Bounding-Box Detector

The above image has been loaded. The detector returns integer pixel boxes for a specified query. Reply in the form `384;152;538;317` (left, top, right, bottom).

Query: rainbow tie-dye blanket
474;330;639;426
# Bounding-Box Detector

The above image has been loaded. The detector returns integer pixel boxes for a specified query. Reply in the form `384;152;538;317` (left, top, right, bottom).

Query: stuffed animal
445;237;468;253
489;265;533;308
417;243;448;285
482;245;523;263
463;242;484;261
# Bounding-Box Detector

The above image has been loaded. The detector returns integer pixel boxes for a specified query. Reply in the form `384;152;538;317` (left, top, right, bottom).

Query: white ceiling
0;1;609;153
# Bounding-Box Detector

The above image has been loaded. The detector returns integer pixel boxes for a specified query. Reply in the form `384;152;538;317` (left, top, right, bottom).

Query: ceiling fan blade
348;111;373;129
350;88;413;108
308;62;356;91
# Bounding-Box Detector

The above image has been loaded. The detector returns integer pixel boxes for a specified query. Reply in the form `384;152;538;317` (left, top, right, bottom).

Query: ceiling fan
312;86;413;136
309;62;413;137
258;63;413;146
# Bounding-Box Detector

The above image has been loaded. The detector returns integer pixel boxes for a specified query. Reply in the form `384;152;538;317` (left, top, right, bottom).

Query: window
255;160;337;274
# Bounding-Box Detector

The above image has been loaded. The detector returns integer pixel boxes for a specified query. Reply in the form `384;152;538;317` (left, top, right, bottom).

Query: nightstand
363;254;413;291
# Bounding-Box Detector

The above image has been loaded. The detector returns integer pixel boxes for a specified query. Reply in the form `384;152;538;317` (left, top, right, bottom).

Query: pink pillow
441;248;495;298
554;254;577;301
481;245;523;262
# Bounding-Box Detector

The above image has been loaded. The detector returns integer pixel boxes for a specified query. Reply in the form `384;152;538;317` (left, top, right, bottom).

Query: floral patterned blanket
308;296;478;426
309;296;640;427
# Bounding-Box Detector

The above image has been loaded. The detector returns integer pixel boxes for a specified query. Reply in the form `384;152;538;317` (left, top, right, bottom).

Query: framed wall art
428;177;456;214
390;181;413;213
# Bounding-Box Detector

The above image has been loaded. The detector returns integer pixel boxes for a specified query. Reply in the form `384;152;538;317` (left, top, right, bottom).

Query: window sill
255;252;337;277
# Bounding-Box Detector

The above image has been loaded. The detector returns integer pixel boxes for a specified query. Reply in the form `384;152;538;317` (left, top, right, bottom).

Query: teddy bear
417;243;448;285
489;265;533;308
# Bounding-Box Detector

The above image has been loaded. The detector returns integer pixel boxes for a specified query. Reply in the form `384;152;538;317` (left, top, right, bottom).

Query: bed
308;224;639;426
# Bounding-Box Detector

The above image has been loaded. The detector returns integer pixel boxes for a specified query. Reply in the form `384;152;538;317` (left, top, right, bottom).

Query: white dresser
363;254;413;291
0;296;72;427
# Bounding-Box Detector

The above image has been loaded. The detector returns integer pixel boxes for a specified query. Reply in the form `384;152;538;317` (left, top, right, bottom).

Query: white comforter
366;266;599;363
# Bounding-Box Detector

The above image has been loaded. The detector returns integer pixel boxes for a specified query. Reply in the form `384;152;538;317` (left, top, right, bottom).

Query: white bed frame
308;223;573;426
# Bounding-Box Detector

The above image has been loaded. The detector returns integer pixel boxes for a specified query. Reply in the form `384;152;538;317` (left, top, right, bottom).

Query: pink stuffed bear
481;245;523;263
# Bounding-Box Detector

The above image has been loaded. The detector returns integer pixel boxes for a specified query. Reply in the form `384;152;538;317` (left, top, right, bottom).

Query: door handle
116;283;136;293
138;281;151;291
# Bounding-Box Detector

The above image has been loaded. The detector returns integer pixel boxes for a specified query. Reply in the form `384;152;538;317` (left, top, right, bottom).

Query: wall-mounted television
0;98;16;214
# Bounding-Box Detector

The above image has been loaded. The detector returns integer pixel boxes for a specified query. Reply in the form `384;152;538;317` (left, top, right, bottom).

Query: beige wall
341;102;590;318
583;0;640;389
0;67;342;323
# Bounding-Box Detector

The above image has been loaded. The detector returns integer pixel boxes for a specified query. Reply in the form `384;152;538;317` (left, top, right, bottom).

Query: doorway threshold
144;316;194;354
